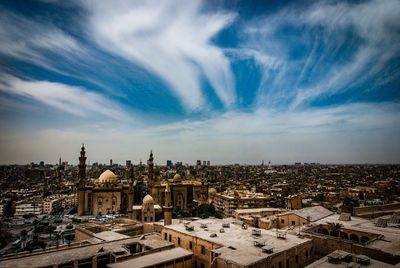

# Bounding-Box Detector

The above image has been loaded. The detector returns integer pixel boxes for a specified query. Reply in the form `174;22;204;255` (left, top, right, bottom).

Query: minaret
164;181;172;226
147;150;154;191
128;163;134;218
77;144;87;216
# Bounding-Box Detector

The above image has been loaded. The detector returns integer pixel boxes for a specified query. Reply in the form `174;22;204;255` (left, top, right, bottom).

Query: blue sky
0;0;399;165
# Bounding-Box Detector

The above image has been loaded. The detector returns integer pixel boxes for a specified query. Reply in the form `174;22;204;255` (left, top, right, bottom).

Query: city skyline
1;0;400;164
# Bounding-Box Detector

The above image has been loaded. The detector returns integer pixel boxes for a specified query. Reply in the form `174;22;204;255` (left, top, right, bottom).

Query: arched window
350;234;359;242
360;236;370;244
321;228;329;235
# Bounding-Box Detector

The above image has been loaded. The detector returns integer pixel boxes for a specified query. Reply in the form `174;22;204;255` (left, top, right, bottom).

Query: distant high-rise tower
126;160;131;167
110;159;113;166
268;161;272;170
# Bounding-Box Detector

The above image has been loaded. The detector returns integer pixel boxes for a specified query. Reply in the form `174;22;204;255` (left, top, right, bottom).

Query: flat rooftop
108;247;192;268
280;206;334;222
234;208;282;214
0;233;172;268
165;218;312;267
313;214;400;255
306;250;396;268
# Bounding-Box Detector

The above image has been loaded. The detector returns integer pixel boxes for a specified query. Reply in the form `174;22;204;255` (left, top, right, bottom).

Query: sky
0;0;399;165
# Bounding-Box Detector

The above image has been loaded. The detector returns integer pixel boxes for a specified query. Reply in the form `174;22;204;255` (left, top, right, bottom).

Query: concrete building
43;197;64;214
0;233;174;268
162;218;314;268
214;190;270;217
303;213;400;265
108;247;193;268
305;250;397;268
14;202;43;218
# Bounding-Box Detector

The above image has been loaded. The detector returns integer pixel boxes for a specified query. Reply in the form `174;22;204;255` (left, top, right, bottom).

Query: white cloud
83;0;236;111
0;74;132;122
0;11;83;69
237;0;400;109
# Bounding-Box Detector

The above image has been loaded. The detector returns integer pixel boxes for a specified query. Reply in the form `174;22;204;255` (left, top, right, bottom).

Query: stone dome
209;188;217;195
173;173;182;182
143;194;154;204
97;170;117;184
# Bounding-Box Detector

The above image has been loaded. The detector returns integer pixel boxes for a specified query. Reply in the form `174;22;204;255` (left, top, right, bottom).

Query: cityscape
1;0;400;268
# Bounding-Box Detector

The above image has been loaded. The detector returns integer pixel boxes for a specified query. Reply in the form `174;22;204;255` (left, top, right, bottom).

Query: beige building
0;233;175;268
14;202;43;218
259;206;333;230
214;190;270;217
77;147;206;217
43;198;64;214
162;218;314;268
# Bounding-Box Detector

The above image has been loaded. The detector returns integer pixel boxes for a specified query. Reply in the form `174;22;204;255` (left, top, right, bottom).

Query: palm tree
327;222;343;237
20;229;28;250
55;232;61;249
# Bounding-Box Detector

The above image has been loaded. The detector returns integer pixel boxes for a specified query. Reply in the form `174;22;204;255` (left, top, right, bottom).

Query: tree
45;225;57;239
64;234;74;247
38;241;47;251
20;229;28;250
55;232;61;249
328;222;343;237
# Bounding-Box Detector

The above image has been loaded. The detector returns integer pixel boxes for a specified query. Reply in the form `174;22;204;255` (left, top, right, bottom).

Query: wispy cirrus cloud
0;10;83;70
82;0;236;111
0;74;132;122
238;0;400;109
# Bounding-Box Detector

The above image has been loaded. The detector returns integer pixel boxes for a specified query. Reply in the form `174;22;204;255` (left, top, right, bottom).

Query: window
281;219;285;224
98;201;102;206
137;215;140;220
169;235;172;242
296;255;298;263
178;237;181;245
292;221;295;225
144;217;147;222
279;261;282;268
201;264;205;268
306;250;309;259
201;245;205;255
164;233;167;240
150;217;153;222
189;241;193;250
286;259;289;268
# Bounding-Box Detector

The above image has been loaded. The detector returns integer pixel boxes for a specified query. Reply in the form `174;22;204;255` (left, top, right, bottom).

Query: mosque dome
97;170;118;184
173;173;182;182
143;194;154;204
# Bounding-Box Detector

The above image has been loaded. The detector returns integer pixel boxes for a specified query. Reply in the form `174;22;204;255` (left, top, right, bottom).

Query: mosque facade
77;146;208;218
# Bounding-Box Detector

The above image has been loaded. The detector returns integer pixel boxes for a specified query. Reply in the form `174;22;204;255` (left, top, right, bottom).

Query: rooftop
164;218;312;266
0;233;172;268
313;214;400;255
280;206;334;222
234;208;282;214
306;250;396;268
108;247;192;268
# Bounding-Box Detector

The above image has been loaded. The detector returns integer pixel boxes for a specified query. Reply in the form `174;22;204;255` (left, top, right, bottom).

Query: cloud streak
84;0;236;110
0;74;132;122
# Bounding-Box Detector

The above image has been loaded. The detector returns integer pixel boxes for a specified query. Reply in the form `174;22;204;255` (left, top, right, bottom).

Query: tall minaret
147;150;154;189
78;145;87;187
77;144;87;216
164;181;172;226
128;163;134;218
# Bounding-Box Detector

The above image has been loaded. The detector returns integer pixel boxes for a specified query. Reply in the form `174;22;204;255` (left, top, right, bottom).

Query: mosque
76;146;208;222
